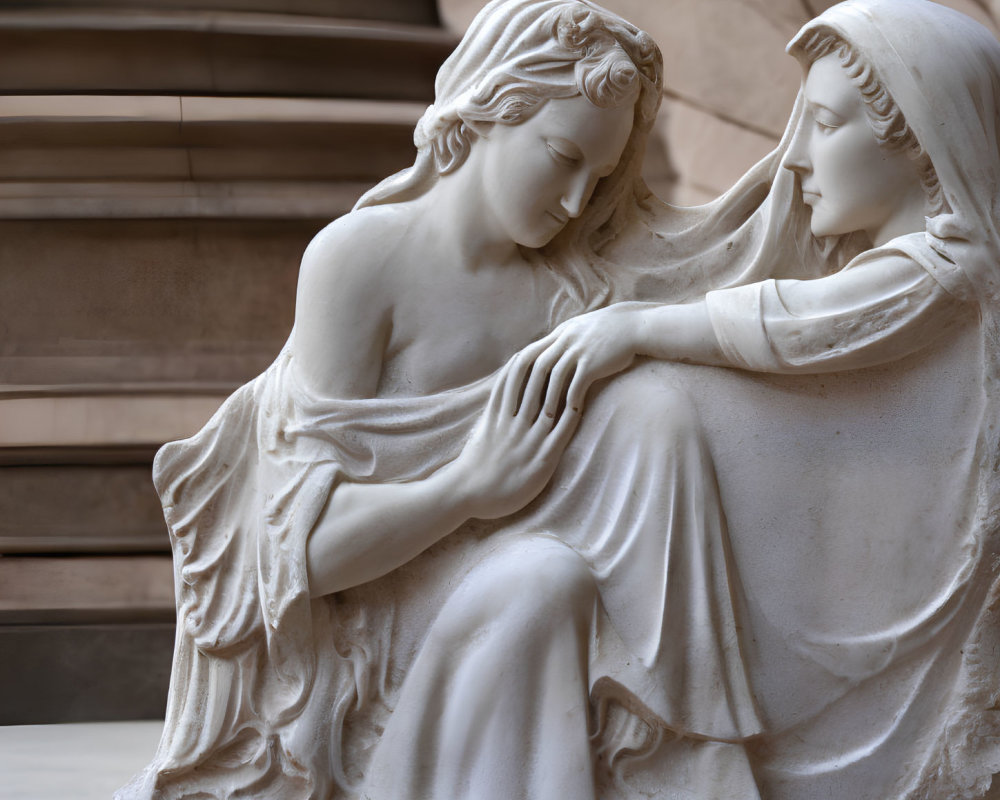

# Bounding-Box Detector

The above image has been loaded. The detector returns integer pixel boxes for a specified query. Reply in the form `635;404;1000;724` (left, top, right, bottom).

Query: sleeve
703;250;969;373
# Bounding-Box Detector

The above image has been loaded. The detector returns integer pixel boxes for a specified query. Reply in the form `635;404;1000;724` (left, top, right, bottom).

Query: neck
869;183;928;247
412;151;521;271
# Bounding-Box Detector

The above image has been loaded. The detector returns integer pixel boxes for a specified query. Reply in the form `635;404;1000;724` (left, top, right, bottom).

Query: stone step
0;8;455;99
26;0;440;25
0;217;304;387
12;0;439;24
0;95;425;216
0;96;425;387
0;561;176;724
0;556;174;624
0;392;222;554
0;457;167;555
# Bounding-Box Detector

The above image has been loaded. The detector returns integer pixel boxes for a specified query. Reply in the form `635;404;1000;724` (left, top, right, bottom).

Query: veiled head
782;50;929;244
787;0;1000;247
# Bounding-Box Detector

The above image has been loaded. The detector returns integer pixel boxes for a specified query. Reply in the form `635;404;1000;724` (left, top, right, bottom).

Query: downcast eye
809;105;843;132
546;141;580;167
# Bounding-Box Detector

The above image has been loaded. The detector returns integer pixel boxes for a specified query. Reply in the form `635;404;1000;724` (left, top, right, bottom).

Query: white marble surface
0;721;163;800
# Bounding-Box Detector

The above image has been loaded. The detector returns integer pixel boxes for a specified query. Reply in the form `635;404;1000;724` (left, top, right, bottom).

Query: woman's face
475;93;636;249
784;53;924;243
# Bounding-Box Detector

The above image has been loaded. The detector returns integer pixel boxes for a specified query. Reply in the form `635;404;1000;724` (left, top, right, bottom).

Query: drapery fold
121;350;760;799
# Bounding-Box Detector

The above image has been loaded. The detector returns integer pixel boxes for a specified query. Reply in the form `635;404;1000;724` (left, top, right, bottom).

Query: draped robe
118;346;762;799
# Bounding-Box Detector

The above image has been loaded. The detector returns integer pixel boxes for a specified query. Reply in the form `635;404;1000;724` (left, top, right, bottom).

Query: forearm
702;258;965;373
306;460;474;597
629;301;728;366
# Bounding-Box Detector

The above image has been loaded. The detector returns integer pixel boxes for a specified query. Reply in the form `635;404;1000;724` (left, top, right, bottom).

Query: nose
783;121;811;177
561;171;599;219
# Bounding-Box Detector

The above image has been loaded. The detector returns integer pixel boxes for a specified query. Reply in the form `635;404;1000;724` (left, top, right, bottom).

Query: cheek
500;163;548;209
815;133;869;202
836;128;897;197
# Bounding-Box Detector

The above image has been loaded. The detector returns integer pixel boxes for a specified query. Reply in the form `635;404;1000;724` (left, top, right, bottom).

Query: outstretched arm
520;299;727;417
527;253;965;414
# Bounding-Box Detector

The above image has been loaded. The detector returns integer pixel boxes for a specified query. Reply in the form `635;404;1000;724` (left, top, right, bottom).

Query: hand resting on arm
306;349;580;596
292;217;581;598
523;299;726;417
524;253;959;414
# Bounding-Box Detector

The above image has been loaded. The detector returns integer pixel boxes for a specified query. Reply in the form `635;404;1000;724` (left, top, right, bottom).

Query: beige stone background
0;0;997;726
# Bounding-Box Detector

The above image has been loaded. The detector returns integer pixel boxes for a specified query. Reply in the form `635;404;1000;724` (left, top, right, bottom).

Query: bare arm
306;349;580;596
291;214;393;399
512;300;725;417
291;212;579;597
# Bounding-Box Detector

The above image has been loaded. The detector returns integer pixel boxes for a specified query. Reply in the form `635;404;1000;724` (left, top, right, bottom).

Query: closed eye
806;102;843;133
546;141;581;167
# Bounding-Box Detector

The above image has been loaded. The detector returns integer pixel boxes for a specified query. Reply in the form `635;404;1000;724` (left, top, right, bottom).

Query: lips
546;210;569;225
800;189;821;205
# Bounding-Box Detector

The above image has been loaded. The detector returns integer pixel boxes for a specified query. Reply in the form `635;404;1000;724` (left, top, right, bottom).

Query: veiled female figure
119;3;763;799
540;1;1000;796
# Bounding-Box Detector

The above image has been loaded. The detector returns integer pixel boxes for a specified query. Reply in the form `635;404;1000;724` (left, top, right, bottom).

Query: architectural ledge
0;9;456;99
0;392;224;448
0;180;376;219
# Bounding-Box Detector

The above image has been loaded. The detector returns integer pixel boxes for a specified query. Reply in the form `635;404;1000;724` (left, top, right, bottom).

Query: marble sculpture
119;0;1000;797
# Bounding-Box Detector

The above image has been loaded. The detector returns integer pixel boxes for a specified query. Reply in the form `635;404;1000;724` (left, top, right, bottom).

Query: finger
518;339;569;420
499;348;537;417
486;347;527;417
564;359;591;414
523;330;559;355
516;333;559;367
485;363;509;417
542;349;579;419
538;399;581;460
497;336;556;418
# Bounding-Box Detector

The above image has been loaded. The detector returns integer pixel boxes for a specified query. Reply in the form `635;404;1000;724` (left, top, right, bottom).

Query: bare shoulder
298;205;409;293
293;205;411;398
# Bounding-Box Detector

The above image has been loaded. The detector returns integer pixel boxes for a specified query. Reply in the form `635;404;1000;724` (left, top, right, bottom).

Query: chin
808;212;848;240
517;229;561;249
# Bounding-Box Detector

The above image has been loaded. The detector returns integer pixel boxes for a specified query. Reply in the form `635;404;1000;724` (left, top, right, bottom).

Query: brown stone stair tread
0;9;456;100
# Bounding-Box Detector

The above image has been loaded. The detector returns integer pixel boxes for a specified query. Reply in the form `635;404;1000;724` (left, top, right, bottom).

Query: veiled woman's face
784;54;924;243
475;94;636;249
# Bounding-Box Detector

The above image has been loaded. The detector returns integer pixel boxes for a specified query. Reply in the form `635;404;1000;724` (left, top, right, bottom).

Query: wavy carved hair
797;29;944;214
416;3;662;177
355;1;664;325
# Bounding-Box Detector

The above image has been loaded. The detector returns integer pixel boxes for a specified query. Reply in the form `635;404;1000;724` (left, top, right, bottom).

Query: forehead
804;53;863;116
529;95;636;162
